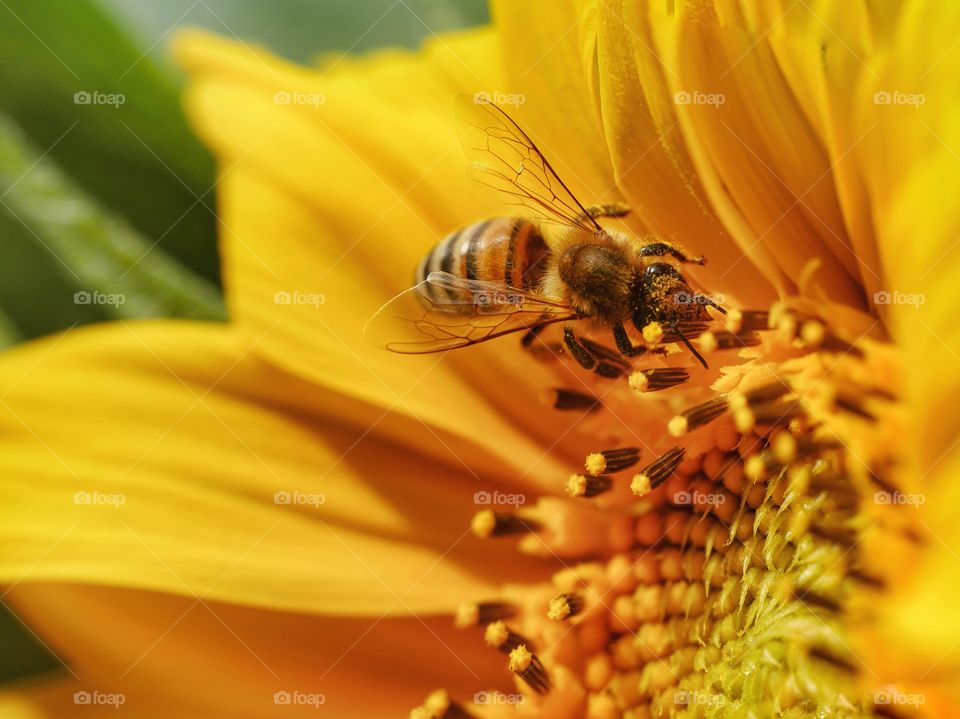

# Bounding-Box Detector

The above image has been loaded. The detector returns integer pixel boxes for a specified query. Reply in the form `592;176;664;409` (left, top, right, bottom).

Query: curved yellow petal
853;0;960;681
172;29;606;488
0;322;545;615
5;583;509;717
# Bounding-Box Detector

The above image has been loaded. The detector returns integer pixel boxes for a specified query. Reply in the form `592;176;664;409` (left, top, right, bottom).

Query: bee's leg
640;241;706;266
670;322;709;369
613;323;647;357
583;202;631;220
564;327;628;378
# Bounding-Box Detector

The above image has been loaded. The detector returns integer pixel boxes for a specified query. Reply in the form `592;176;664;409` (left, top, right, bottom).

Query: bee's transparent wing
454;94;602;233
364;271;581;354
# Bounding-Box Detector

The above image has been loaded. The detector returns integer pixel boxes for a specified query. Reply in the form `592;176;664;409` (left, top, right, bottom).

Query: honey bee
365;95;723;376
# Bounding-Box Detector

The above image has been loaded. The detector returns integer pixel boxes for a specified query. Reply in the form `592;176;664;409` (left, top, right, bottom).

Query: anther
470;510;540;538
566;473;613;498
484;620;529;654
508;645;550;694
585;447;641;475
629;367;690;393
704;330;761;350
631;447;686;496
669;396;729;436
547;592;585;621
409;690;474;719
549;388;602;412
454;601;517;629
738;310;770;331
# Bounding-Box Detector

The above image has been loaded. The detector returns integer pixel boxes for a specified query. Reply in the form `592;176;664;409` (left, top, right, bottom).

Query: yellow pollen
470;509;496;538
566;474;588;498
725;308;743;333
801;320;825;347
548;595;573;621
668;415;688;437
628;370;649;392
509;644;533;673
454;602;479;629
642;321;664;345
585;453;607;476
733;406;755;433
630;473;652;497
698;330;718;354
773;431;797;463
745;454;766;482
424;690;449;713
484;620;509;648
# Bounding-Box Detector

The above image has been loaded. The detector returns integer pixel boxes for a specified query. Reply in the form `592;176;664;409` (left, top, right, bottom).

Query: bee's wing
454;94;603;234
364;271;582;354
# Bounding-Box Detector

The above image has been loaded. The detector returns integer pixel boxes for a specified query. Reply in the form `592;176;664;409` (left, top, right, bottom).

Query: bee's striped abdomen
416;218;550;306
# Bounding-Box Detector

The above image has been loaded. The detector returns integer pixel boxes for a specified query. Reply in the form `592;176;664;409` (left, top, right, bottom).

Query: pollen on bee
547;592;584;621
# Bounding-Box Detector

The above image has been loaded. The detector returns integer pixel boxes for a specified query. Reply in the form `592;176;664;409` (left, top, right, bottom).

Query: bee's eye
644;262;683;281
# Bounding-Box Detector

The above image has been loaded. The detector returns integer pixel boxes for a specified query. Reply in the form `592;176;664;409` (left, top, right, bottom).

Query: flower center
412;302;910;718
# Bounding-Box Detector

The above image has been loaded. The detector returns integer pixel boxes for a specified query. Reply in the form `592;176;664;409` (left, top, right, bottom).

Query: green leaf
0;0;219;281
0;112;225;326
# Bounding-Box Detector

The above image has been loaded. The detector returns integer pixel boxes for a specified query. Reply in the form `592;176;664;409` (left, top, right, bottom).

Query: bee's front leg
613;323;647;357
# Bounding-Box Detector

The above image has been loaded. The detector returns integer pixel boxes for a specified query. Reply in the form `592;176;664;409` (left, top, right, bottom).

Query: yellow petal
854;0;960;678
0;322;543;614
173;29;601;488
5;583;509;717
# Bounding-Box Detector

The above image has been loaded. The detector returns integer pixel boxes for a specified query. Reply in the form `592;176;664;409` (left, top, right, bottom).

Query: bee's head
630;262;701;331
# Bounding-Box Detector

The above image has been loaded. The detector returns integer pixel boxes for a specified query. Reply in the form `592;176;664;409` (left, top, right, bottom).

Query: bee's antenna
696;295;727;315
671;323;709;369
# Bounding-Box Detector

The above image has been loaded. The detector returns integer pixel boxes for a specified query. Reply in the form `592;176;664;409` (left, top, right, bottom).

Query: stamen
549;388;601;412
508;645;550;694
547;592;585;621
668;396;729;436
470;509;539;538
585;447;641;475
454;601;517;629
738;310;770;331
629;367;690;393
409;690;474;719
641;321;664;345
703;330;761;350
566;473;613;498
631;447;685;496
484;620;529;653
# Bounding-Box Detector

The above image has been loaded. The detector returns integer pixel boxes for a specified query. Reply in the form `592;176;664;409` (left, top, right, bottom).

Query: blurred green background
0;0;488;683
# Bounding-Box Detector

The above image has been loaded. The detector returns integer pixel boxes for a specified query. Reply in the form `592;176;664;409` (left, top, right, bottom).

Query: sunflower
1;0;958;717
